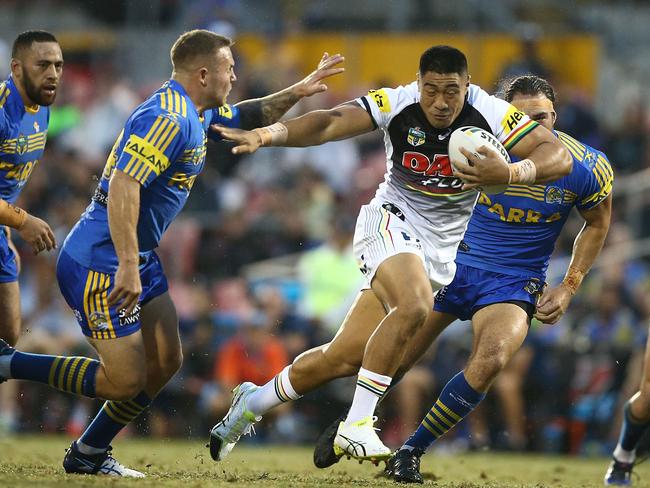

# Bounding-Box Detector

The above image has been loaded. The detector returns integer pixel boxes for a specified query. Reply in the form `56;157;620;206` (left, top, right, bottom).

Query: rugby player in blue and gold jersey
387;75;613;483
0;29;343;477
0;31;61;345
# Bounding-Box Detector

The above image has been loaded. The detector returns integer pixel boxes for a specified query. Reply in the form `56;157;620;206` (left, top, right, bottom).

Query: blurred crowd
1;29;650;458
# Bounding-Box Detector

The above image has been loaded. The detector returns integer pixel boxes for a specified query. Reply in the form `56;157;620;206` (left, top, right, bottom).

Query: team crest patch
523;278;544;297
545;186;564;204
407;127;426;147
15;134;27;155
88;311;109;331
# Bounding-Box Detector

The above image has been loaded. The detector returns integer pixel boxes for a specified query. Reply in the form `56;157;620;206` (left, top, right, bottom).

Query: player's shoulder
556;130;612;171
0;80;10;110
364;81;419;114
127;86;189;133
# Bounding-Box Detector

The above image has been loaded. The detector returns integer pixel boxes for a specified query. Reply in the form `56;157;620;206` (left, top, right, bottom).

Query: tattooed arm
234;52;344;129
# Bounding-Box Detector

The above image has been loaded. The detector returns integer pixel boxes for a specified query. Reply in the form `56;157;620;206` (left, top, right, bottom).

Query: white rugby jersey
356;81;538;263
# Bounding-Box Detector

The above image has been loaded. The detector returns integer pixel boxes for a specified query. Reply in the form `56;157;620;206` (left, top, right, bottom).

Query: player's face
208;46;236;107
12;42;63;106
509;93;556;132
417;71;469;129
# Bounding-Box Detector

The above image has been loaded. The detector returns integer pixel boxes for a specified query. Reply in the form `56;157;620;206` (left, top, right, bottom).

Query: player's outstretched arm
0;200;56;255
107;169;143;316
215;102;375;154
234;52;345;130
535;193;612;324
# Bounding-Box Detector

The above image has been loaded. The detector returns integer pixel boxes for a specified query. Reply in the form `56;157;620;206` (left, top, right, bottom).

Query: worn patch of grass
0;435;646;487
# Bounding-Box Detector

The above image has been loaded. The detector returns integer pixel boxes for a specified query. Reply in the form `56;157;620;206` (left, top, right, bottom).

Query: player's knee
485;352;511;378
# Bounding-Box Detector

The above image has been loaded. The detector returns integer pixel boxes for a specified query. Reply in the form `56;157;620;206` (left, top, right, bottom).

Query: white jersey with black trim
355;81;538;263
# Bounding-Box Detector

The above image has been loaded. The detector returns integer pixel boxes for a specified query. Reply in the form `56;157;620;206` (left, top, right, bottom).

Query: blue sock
10;351;99;397
619;400;650;452
404;371;486;452
79;391;152;449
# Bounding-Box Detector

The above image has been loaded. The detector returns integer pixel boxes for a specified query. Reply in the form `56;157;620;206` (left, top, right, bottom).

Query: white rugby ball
448;126;511;194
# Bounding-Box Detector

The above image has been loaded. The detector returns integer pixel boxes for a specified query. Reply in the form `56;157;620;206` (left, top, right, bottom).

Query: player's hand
292;52;345;98
107;262;142;316
212;125;262;155
534;284;573;324
18;214;57;255
453;146;510;191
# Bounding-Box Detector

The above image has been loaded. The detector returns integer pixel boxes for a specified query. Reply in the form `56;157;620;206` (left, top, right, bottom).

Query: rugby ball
448;126;511;194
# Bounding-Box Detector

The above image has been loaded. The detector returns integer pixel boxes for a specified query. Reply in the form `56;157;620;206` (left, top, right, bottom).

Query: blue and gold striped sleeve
115;112;185;187
577;152;613;209
206;104;241;142
558;132;614;210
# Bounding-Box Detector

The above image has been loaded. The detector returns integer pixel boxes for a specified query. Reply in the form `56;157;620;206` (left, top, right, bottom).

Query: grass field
0;435;647;487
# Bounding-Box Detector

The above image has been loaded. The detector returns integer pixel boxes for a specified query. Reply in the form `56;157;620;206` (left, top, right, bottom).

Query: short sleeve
467;84;538;150
578;155;613;210
207;104;241;142
355;82;419;130
116;112;185;187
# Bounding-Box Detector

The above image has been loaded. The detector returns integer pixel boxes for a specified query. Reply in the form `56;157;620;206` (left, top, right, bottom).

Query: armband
253;122;288;146
508;159;537;185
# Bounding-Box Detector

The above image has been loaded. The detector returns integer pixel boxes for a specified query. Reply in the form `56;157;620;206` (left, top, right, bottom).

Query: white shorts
353;202;456;291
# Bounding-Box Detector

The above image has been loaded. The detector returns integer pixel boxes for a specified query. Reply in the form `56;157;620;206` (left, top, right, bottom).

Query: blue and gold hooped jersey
0;76;49;203
63;79;241;273
457;130;613;280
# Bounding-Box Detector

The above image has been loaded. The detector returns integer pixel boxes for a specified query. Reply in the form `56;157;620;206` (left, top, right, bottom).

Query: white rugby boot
333;416;392;462
209;382;261;461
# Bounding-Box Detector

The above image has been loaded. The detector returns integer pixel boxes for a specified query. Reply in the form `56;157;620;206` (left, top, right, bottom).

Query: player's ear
466;74;471;87
10;58;21;78
198;67;208;87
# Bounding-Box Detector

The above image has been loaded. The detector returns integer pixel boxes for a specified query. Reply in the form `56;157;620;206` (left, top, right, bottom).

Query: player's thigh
372;253;433;310
471;303;530;363
0;281;21;344
140;292;182;377
322;289;387;368
353;203;433;309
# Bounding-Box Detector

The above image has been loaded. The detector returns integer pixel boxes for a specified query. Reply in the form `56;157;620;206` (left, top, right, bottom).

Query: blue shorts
0;230;18;283
433;263;544;321
56;250;169;339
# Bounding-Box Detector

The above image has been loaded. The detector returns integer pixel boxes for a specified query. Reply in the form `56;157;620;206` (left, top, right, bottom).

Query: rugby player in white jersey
209;45;572;463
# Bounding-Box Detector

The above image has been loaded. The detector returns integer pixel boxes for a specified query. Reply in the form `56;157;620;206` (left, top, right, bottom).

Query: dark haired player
210;48;572;463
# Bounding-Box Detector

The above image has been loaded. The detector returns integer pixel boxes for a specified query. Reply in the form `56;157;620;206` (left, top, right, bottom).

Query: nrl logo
15;134;27;155
407;127;426;147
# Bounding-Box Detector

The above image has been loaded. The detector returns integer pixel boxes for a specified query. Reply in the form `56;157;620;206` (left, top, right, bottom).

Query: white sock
0;351;13;378
76;440;107;455
345;367;392;425
247;366;301;416
613;443;636;464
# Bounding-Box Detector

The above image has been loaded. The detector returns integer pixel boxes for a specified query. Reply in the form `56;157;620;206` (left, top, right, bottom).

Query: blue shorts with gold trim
433;263;543;321
56;250;169;339
0;230;18;283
